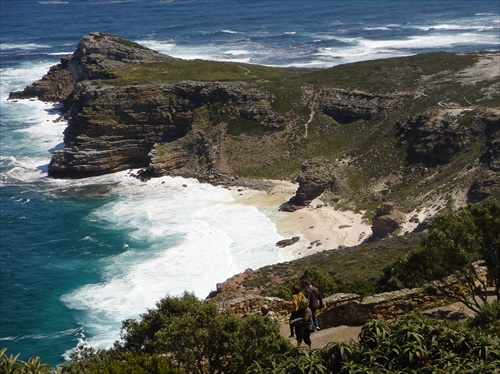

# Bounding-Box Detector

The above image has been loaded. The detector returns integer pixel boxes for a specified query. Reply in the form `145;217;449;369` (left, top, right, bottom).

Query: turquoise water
1;0;498;366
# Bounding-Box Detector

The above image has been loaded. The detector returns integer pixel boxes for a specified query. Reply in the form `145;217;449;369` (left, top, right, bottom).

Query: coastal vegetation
2;202;499;373
3;304;498;373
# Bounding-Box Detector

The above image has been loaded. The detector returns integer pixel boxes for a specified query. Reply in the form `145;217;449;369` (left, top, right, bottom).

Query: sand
226;180;372;259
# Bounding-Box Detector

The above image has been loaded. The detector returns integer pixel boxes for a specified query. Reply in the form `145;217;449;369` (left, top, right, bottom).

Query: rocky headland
9;32;499;302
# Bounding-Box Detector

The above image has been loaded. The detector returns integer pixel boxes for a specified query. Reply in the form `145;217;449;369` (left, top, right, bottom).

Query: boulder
276;237;300;248
371;202;405;239
287;157;336;207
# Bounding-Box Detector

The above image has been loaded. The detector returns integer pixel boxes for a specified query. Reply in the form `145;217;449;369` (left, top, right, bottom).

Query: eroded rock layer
9;32;499;212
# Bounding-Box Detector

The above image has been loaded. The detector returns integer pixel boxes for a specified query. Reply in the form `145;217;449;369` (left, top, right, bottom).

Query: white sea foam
46;52;73;56
0;43;50;50
144;40;232;63
133;39;176;55
363;26;391;31
0;98;65;185
223;49;251;56
0;61;57;98
38;1;69;4
305;29;500;68
0;62;66;183
412;24;497;32
58;172;293;351
359;32;499;50
136;20;499;68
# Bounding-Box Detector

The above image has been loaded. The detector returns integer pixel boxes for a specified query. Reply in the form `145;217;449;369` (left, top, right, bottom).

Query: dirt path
279;322;363;350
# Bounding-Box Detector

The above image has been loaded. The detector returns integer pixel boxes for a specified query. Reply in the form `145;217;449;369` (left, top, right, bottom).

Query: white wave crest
59;172;292;351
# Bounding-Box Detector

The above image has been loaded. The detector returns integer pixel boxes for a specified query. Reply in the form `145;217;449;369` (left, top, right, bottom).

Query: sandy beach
227;180;372;259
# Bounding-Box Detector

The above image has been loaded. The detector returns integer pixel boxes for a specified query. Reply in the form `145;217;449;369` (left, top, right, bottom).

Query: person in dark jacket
303;280;323;332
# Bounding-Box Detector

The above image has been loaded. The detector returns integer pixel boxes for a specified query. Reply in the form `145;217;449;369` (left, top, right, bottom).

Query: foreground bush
60;349;180;374
468;300;500;335
0;348;61;374
248;312;500;373
6;297;498;373
62;292;291;374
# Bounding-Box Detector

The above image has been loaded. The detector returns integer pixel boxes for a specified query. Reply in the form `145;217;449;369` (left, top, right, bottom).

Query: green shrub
468;300;500;335
377;200;500;300
0;348;61;374
61;348;179;374
250;313;500;373
117;292;291;374
267;267;346;300
343;277;377;296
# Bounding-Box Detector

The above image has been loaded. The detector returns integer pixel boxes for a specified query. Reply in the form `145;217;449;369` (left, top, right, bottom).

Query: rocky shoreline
9;32;499;304
9;32;499;218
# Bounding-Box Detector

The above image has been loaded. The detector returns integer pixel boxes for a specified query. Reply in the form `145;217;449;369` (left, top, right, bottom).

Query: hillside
10;32;499;219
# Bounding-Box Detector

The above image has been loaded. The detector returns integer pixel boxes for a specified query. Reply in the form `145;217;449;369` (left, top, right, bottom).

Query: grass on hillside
106;59;301;85
84;51;498;213
242;233;426;298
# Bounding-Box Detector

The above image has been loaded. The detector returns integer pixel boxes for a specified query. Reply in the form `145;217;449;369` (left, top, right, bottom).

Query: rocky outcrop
48;83;178;177
478;107;500;172
468;108;500;203
9;32;175;104
371;202;405;239
396;108;487;167
286;157;336;207
8;57;75;103
67;32;175;82
319;89;394;124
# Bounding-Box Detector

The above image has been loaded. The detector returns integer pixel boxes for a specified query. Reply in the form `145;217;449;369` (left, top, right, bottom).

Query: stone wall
217;289;451;327
318;289;452;327
219;265;487;328
214;294;293;323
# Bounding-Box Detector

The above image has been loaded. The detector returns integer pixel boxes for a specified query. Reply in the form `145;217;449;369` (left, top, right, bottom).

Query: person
289;285;307;338
290;297;313;349
260;304;278;324
303;280;323;332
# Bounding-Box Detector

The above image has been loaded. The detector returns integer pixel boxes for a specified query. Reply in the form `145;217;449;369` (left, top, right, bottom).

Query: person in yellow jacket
291;302;313;349
289;284;308;338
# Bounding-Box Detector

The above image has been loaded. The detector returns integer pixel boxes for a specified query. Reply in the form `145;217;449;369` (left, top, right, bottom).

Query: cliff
9;32;499;214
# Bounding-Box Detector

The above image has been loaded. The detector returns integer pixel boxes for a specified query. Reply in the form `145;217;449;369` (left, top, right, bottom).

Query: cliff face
9;32;500;212
47;77;280;178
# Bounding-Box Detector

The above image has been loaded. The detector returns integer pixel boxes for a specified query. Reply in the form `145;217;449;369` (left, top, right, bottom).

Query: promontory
9;32;499;215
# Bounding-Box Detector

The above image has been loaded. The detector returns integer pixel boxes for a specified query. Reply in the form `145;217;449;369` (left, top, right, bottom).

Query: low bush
249;312;500;373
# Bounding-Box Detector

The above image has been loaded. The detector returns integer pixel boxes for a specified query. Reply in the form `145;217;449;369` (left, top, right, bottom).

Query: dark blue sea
1;0;499;366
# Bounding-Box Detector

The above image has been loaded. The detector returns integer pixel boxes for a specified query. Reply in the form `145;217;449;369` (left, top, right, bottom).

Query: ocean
1;0;498;366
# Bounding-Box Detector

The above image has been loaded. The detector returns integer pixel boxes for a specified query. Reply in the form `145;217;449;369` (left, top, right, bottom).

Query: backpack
299;294;309;310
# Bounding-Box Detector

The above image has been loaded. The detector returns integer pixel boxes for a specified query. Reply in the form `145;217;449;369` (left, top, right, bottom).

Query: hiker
290;296;313;349
289;284;307;338
260;304;278;323
303;280;323;331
